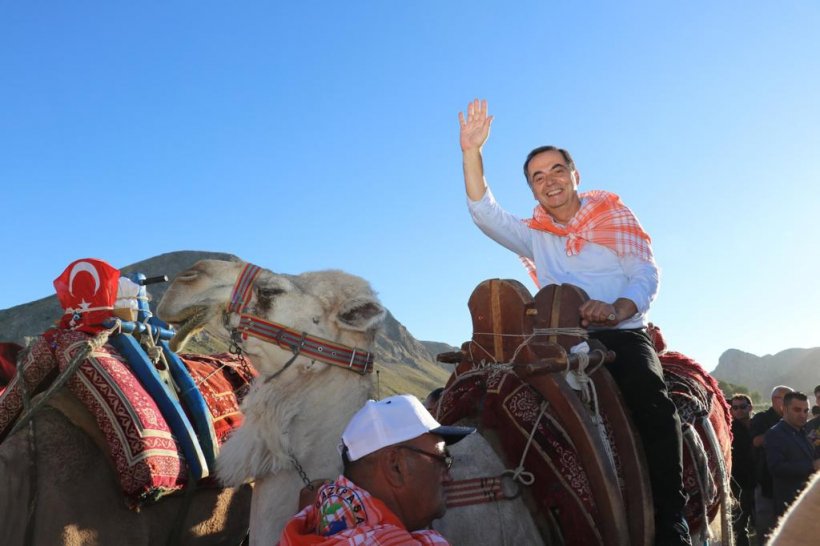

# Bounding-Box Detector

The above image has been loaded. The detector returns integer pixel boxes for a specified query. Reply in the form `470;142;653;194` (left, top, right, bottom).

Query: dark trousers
731;484;755;546
590;330;688;530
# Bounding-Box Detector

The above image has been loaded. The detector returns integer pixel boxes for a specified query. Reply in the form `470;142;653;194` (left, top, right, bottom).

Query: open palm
459;99;493;152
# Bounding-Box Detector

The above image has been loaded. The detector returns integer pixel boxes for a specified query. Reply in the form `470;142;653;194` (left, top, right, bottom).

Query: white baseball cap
341;394;475;462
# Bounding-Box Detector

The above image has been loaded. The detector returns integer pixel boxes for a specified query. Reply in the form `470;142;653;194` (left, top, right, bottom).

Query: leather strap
226;263;374;375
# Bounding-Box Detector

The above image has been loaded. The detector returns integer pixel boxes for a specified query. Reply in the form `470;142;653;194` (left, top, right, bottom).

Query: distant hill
712;347;820;400
0;250;455;398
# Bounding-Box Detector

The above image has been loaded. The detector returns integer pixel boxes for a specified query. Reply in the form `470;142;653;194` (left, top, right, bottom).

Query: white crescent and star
68;261;101;297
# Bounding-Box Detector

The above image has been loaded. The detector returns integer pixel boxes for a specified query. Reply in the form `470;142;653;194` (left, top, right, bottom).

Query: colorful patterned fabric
0;334;257;507
179;353;257;445
47;329;187;505
437;351;732;543
279;476;450;545
660;351;733;533
0;337;59;441
0;343;22;388
525;190;653;261
438;366;603;546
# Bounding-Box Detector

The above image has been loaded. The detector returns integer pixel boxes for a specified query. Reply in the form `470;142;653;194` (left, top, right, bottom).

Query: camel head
158;260;386;375
157;259;245;352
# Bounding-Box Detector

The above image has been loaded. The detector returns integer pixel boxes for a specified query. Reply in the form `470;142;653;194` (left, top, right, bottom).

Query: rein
225;263;374;376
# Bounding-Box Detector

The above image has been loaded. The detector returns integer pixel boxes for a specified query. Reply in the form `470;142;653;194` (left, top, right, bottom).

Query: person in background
764;391;820;519
750;385;793;541
279;394;474;545
729;393;756;546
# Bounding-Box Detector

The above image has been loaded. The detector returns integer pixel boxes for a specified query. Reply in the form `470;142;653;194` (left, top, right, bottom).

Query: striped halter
224;263;374;376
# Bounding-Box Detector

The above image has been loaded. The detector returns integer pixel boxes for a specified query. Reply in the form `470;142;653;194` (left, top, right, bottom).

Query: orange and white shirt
279;476;450;546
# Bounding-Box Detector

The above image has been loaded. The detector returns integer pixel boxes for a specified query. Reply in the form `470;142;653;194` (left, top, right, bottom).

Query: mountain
0;250;454;398
711;347;820;399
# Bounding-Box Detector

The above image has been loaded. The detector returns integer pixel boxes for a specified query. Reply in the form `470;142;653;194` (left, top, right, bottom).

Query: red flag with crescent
53;258;121;333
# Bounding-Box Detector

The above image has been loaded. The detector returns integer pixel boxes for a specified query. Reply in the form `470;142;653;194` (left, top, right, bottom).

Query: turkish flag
53;258;121;333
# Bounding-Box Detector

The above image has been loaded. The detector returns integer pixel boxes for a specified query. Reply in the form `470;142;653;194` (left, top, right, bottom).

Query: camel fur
156;260;386;544
0;389;251;546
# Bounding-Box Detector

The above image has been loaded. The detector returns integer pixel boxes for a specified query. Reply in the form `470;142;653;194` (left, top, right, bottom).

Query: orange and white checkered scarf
521;190;653;287
279;476;450;546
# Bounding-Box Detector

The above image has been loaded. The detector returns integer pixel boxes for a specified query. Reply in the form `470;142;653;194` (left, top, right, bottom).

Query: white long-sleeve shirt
468;188;659;330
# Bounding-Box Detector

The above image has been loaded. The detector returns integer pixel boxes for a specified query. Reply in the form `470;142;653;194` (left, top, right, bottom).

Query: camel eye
254;287;285;313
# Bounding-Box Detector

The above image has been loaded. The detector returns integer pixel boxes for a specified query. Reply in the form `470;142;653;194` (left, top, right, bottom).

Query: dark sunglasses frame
397;445;453;470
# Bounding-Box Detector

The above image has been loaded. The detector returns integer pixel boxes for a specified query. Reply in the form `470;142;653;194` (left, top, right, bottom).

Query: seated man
279;394;475;545
459;99;690;545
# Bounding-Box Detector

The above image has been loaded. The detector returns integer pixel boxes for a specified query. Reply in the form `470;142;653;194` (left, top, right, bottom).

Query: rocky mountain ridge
712;347;820;398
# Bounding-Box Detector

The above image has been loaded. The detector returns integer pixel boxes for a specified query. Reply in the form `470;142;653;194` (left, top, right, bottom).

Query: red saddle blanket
0;332;256;507
438;352;732;543
439;366;604;546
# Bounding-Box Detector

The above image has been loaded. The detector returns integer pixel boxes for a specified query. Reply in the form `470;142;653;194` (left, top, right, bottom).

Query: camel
0;259;382;545
0;359;252;545
428;280;732;546
156;259;387;544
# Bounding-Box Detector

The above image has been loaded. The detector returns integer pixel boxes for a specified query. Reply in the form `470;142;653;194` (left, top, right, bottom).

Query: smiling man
279;395;474;545
459;99;689;545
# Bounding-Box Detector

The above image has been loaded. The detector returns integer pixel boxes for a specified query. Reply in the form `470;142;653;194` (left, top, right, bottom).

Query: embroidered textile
661;351;732;533
279;476;450;545
49;329;187;504
0;337;59;441
438;367;603;546
179;353;257;445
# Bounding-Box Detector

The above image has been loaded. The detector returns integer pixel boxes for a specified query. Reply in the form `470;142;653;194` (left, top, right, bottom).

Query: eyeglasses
397;445;453;470
731;404;749;410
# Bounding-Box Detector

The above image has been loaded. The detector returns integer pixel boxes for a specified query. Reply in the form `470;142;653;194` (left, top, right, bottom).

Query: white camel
157;259;386;544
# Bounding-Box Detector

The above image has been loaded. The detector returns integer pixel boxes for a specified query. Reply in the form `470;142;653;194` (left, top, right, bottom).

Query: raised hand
458;98;493;153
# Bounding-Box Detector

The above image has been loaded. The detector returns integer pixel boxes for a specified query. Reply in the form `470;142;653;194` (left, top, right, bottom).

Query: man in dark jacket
750;385;792;541
730;394;755;546
765;391;820;519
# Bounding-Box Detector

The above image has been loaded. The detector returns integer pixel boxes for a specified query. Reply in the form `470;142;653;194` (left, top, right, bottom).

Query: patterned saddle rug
434;279;732;545
0;329;256;507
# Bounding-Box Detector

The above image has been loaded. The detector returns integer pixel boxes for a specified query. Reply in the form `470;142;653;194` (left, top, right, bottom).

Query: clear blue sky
2;2;819;371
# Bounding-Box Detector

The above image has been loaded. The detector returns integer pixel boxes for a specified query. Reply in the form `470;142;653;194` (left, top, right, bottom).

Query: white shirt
468;189;659;330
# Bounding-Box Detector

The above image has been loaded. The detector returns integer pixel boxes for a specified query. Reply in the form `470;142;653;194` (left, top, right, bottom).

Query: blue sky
2;2;819;372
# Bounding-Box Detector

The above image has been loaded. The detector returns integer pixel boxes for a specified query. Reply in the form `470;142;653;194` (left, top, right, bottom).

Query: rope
505;400;549;486
562;345;617;475
10;324;118;438
469;326;590;369
532;327;589;338
682;423;713;543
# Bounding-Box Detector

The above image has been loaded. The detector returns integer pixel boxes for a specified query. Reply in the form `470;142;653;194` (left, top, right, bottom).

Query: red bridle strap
227;263;262;314
444;474;518;508
236;314;374;374
226;263;374;375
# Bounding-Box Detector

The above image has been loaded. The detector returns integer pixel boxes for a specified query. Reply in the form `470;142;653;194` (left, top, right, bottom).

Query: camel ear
337;297;386;332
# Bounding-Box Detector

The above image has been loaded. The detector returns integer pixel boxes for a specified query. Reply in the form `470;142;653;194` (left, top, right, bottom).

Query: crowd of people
730;384;820;545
